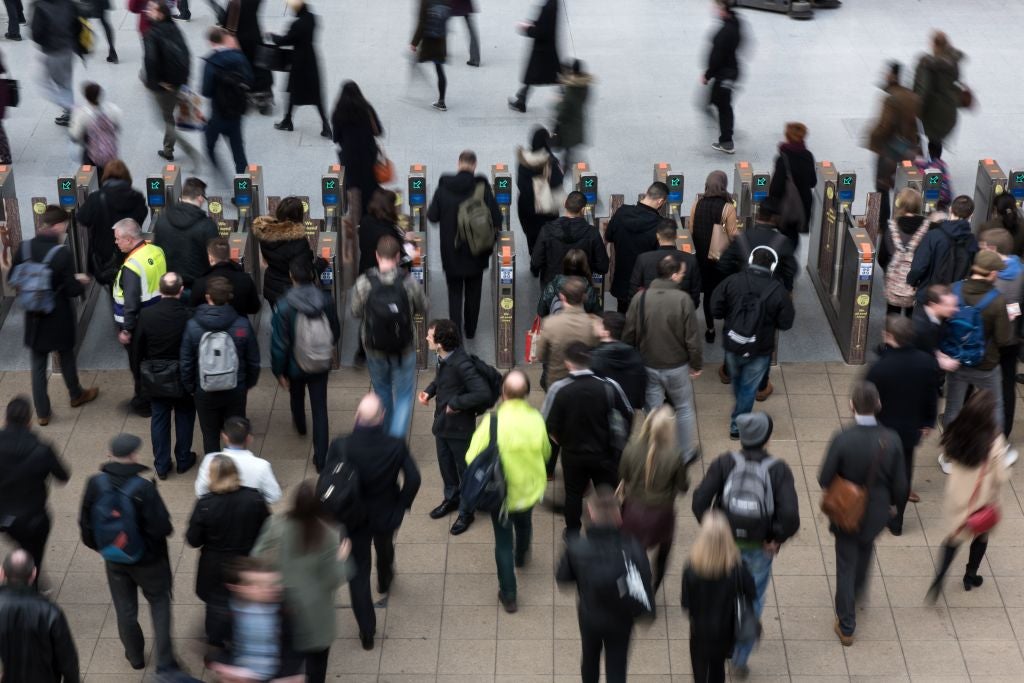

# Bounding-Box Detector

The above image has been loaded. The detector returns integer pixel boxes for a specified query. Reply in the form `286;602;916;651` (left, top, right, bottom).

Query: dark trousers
204;115;248;175
616;297;630;314
492;508;532;599
834;532;875;636
348;526;395;637
434;62;447;102
194;387;247;455
930;534;988;597
3;0;22;37
176;0;190;18
105;558;175;670
289;372;329;468
580;621;631;683
96;12;114;53
562;454;619;532
877;184;892;228
30;349;84;419
302;647;330;683
125;340;148;409
445;273;483;338
1;512;50;582
891;427;921;529
999;343;1018;437
436;436;470;512
689;638;726;683
150;395;196;475
709;78;734;144
203;595;230;647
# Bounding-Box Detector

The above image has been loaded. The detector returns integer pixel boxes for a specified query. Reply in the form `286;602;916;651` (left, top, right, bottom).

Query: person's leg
891;429;920;532
203;594;231;647
434;62;447;104
203;117;222;173
99;13;116;59
288;374;308;434
732;547;773;667
562;456;588;534
579;621;602;683
965;533;989;586
303;648;330;683
603;627;632;683
0;121;10;164
710;79;733;144
876;182;892;228
173;395;196;466
446;274;466;334
373;531;395;591
136;561;175;670
854;539;876;601
225;118;248;174
942;368;969;428
57;347;86;402
280;96;294;125
154;89;178;156
464;14;480;65
5;513;49;582
643;367;666;412
927;541;959;602
308;372;330;468
834;533;857;635
436;437;462;505
347;527;376;637
105;563;146;668
390;352;417;439
463;273;483;339
194;392;223;455
653;541;672;592
512;508;533;566
365;354;395;433
448;437;472;518
150;399;173;476
1000;344;1018;436
491;510;517;600
176;0;190;19
29;349;52;420
616;297;630;314
4;0;19;37
663;364;699;462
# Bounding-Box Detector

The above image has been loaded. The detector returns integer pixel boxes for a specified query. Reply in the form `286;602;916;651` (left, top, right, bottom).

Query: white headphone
748;245;779;275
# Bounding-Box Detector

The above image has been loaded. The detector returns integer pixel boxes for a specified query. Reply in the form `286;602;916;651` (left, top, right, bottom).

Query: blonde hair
636;406;677;489
894;187;922;215
208;454;241;494
689;510;740;578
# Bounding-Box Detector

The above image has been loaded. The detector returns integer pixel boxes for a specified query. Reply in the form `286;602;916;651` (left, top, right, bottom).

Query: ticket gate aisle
894;160;945;216
1008;168;1024;211
407;164;429;368
972;158;1007;232
734;161;754;229
144;164;182;230
306;166;346;363
218;169;265;330
490;164;516;368
0;166;23;329
573;162;607;299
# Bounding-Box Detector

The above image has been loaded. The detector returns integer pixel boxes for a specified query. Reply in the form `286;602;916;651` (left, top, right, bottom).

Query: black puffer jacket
0;586;79;683
531;216;609;287
590;341;646;412
424;347;492;437
426;170;502;278
252;217;316;305
190;261;262;317
153;203;219;286
604;203;660;299
710;267;795;357
77;180;149;278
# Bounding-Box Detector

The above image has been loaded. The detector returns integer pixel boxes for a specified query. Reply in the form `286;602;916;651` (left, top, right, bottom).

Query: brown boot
834;619;854;646
37;416;50;426
70;387;99;408
755;382;774;402
718;364;730;384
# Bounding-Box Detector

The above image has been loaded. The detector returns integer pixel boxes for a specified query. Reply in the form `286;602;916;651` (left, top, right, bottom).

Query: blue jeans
366;352;417;439
724;353;772;435
733;547;774;667
644;364;699;461
150;396;196;475
204;115;248;174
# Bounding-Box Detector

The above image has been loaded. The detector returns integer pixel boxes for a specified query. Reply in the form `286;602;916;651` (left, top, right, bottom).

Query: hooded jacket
190;260;263;317
710;266;796;357
252;217;316;305
0;586;79;683
604;203;660;299
77;180;149;278
516;147;565;253
590;340;647;412
180;304;261;394
153;203;219;285
914;49;964;142
907;218;980;302
466;401;551;512
531;215;609;287
424;347;493;437
271;284;341;379
623;279;703;371
426;170;502;277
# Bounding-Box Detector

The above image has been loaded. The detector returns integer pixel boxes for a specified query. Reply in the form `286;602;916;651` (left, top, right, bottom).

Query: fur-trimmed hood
516;146;551;172
558;71;593;88
252;216;306;243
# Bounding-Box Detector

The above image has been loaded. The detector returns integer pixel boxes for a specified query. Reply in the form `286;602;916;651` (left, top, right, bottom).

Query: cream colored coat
944;436;1010;543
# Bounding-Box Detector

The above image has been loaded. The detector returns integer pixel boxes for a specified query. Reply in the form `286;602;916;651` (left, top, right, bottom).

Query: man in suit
912;283;958;361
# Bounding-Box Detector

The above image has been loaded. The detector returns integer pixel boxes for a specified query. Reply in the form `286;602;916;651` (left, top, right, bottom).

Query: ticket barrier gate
488;164;516;368
894;161;945;216
652;163;694;255
573;162;606;297
752;170;770;219
0;166;23;329
145;164;182;229
1008;169;1024;211
215;169;264;330
972;159;1007;232
734;161;754;229
407;164;429;368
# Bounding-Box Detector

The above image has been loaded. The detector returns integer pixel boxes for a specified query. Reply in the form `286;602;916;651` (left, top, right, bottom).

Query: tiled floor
3;361;1024;681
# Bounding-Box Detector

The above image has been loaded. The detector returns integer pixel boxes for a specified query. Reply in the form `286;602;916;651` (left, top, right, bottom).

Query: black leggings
435;63;447;102
303;648;330;683
928;534;988;599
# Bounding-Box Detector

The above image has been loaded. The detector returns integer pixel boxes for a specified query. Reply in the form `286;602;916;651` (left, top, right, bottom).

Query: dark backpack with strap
460;413;507;514
723;272;782;357
364;274;414;354
467;354;502;414
932;224;973;286
211;61;251;119
940;281;999;367
160;28;191;87
91;474;148;564
316;437;365;527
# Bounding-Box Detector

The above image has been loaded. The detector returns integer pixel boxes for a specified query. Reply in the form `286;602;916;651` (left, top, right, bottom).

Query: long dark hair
331;80;381;133
993;193;1021;235
286;480;327;553
941;390;998;468
561;248;591;279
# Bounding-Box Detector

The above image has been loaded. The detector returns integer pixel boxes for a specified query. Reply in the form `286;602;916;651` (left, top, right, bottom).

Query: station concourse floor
3;361;1024;681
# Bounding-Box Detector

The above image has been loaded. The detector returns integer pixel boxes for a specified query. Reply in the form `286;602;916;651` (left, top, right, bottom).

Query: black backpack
932;224;973;286
316;437;365;528
468;354;502;414
160;28;191;86
365;273;413;354
460;414;507;514
589;538;655;620
212;62;251;118
723;272;782;357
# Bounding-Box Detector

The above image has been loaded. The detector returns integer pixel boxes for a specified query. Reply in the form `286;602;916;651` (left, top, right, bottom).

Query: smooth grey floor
0;0;1013;369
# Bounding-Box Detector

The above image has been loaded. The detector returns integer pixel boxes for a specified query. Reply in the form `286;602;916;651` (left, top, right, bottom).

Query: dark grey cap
737;413;773;449
110;433;142;459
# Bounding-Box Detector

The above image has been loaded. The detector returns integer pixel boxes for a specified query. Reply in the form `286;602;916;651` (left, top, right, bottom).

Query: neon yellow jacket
466;399;551;512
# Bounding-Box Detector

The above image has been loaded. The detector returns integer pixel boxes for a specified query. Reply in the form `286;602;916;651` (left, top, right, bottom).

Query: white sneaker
1005;448;1019;468
938;452;952;475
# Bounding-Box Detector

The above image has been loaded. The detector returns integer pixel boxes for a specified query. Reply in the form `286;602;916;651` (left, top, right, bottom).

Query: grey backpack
9;242;63;314
294;311;334;374
198;330;239;392
721;452;777;542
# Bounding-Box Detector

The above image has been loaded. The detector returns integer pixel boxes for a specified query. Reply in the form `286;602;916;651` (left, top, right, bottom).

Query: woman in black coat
516;126;564;256
331;81;383;209
508;0;560;112
768;122;817;248
186;455;270;646
410;0;449;111
226;0;273;106
272;0;331;137
252;196;317;306
75;160;149;282
359;188;406;276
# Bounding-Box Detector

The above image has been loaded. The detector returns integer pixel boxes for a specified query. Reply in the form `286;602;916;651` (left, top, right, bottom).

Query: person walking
332;394;421;650
0;396;71;581
532;190;608;288
768;122;817;244
868;62;920;228
153;177;219;293
143;0;199;165
252;196;317;308
219;0;275;115
68;82;121;177
330;80;383;207
819;382;908;645
202;26;254;176
76;161;148;282
190;236;263;316
866;316;939;535
682;511;755;683
629;218;701;309
350;235;428;438
30;0;77;126
536;248;602;316
907;195;979;305
879;187;930;317
81;0;117;62
980;193;1024;257
0;550;79;682
79;433;179;675
466;370;550;612
590;311;646;413
7;206;99;424
2;0;25;41
271;258;341;470
271;0;331;137
516;126;564;255
0;53;11;164
135;273;197;479
508;0;559;113
691;412;799;677
451;0;479;66
251;480;353;683
914;31;967;158
556;486;654;683
604;182;667;313
186;454;270;647
703;0;742;154
536;276;599;389
410;0;450;111
420;318;491;535
181;278;261;455
619;406;689;591
195;416;282;503
717;200;798;292
689;170;738;341
553;59;592;168
926;390;1009;603
623;253;704;464
426;150;501;338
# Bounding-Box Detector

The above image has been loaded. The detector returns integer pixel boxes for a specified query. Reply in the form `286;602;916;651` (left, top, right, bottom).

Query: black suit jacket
866;346;940;433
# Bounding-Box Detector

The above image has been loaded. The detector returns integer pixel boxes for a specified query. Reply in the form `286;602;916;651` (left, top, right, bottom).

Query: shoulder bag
960;456;1000;536
370;116;394;184
140;358;184;399
708;201;733;261
820;437;885;534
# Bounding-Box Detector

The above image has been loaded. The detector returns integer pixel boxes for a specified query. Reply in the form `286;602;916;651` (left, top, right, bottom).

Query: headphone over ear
748;245;779;276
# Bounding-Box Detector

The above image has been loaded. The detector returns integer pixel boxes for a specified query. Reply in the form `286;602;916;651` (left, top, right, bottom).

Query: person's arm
527;1;556;41
250;516;280;560
448;357;492;412
680;567;691;611
406;275;429;316
674;457;690;493
45;445;71;484
906;233;932;287
889;437;909;508
30;7;46;46
691;455;724;522
775;289;796;332
194;455;211;497
780;248;797;292
142;34;160;90
992;297;1014;347
768;155;785;200
51;608;80;683
398;445;422;509
185;500;206;548
55;250;85;300
770;464;801;543
683;301;703;372
272;17;300;46
709;277;728;321
686;254;702;309
349;275;369;318
180;324;197;395
628;257;645;300
78;479;97;550
243;320;260;389
144;484;174;541
545;393;564;444
537;279;555;317
410;0;426;48
270;306;289;378
484;181;502;231
591;232;610;275
426;187;441;223
705;28;726;81
877;229;893;272
68;108;87;143
260;462;283;505
239;276;262;315
717;241;741;277
530;228;548;279
121;269;142;332
817;435;842;489
326;294;342;343
622;294;639;346
201;60;215;99
189;279;206;308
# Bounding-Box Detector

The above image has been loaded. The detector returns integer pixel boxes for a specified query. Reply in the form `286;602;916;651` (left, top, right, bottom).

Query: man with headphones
711;245;795;439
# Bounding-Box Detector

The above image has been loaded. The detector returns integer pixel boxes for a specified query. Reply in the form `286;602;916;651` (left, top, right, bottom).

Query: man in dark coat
913;31;965;158
629;218;701;307
153;177;218;291
819;382;907;646
590;311;646;413
0;396;71;582
426;150;501;339
866;316;939;535
605;182;667;313
717;201;798;292
76;168;149;281
202;26;254;175
410;0;450;111
907;195;979;305
135;273;196;479
337;393;421;651
31;0;77;126
271;0;331;137
703;0;742;154
0;550;79;683
8;205;99;424
221;0;274;107
508;0;559;112
190;236;262;316
419;319;492;536
531;190;609;287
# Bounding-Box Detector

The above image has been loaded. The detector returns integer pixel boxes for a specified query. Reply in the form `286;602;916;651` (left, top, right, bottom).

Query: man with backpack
271;258;341;471
419;318;495;535
8;205;99;424
143;0;199;165
465;369;550;613
201;26;253;176
350;235;428;439
711;248;795;439
426;150;501;339
79;432;179;675
691;412;800;678
908;194;980;305
180;277;261;455
718;199;798;292
531;190;609;287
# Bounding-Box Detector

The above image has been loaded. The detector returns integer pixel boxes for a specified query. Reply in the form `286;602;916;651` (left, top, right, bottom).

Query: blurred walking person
768;122;817;245
143;0;199;165
703;0;742;154
553;59;591;169
508;0;559;113
914;31;968;158
689;171;738;340
867;62;919;229
410;0;450;111
68;82;121;178
516;126;564;255
271;0;331;137
3;0;25;41
30;0;77;126
81;0;117;62
451;0;479;66
202;26;253;175
330;81;384;208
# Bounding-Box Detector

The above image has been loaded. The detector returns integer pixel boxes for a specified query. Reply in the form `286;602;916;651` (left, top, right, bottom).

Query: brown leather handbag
821;438;885;533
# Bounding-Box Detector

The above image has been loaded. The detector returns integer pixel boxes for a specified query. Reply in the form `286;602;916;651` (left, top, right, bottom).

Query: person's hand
921;427;932;439
118;330;131;345
409;43;417;53
517;21;533;33
690;369;702;379
763;541;780;556
700;75;709;86
277;376;289;390
937;351;959;372
74;273;91;285
445;405;458;414
418;391;431;405
337;538;352;562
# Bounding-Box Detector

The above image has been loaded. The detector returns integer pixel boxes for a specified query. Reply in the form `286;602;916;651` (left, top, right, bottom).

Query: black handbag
255;43;293;72
734;566;759;643
1;79;19;108
140;359;184;399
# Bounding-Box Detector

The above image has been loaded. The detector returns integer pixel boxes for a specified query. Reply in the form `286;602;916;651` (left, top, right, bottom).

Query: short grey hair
113;218;142;239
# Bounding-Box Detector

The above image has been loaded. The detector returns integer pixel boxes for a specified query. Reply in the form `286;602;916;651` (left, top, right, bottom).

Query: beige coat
538;306;598;388
944;436;1010;543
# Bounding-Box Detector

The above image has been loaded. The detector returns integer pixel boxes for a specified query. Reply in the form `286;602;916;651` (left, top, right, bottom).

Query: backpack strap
952;280;965;304
42;243;63;265
975;286;1001;313
120;475;148;500
489;412;498;446
908;220;931;249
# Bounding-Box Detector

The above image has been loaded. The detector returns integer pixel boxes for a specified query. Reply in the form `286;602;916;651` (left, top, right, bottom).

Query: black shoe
17;15;25;24
106;50;118;64
507;98;526;113
450;514;473;535
127;653;145;670
498;591;518;614
274;119;294;131
359;631;374;651
887;520;903;537
176;452;197;475
156;470;169;481
4;33;21;41
430;499;459;519
514;550;530;568
158;149;175;161
432;100;447;112
175;12;191;20
54;113;71;127
705;328;716;343
320;126;333;139
964;573;984;591
467;60;480;67
729;430;740;441
293;418;307;436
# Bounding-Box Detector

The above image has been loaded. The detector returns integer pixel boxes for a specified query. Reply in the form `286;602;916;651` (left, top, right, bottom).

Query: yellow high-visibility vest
113;242;167;324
